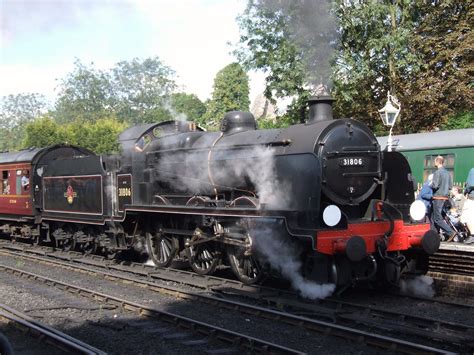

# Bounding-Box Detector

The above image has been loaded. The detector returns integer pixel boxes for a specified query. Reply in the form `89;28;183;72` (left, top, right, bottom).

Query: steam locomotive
0;95;439;291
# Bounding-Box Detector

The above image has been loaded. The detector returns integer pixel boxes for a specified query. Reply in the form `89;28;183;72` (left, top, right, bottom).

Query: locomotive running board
124;204;281;218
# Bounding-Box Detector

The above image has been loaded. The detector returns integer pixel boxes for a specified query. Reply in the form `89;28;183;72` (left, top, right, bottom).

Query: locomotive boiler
0;95;439;293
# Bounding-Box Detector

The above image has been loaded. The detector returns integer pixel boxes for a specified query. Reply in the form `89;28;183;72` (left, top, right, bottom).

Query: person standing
431;156;456;241
417;174;434;225
461;168;474;244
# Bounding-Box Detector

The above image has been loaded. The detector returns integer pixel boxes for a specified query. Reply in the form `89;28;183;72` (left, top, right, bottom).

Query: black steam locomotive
0;95;439;291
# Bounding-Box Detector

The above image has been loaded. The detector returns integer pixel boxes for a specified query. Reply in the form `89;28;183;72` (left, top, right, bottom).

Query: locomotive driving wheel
186;240;220;275
227;239;263;285
146;227;179;267
227;198;263;284
184;196;221;275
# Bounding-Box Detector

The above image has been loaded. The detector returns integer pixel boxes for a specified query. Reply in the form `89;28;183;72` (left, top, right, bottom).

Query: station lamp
378;91;401;152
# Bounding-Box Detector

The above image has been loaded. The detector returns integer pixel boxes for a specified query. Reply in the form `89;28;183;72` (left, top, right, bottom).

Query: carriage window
17;169;30;193
423;154;455;182
2;171;10;195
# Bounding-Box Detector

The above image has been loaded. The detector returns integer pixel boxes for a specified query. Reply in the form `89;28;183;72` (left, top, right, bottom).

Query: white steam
252;227;335;300
212;146;290;209
158;144;291;210
255;0;338;88
399;275;435;298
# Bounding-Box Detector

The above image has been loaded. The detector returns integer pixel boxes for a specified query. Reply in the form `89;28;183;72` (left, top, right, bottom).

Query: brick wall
428;271;474;300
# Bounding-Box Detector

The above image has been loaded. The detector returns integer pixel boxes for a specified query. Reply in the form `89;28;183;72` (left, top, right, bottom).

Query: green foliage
0;93;49;128
257;114;294;129
234;1;308;124
23;116;67;148
54;57;176;125
23;116;127;154
441;112;474;130
236;0;471;132
235;3;306;98
202;63;250;128
112;57;176;124
67;117;127;153
401;1;473;132
332;0;421;129
171;93;207;124
54;60;115;123
0;93;49;151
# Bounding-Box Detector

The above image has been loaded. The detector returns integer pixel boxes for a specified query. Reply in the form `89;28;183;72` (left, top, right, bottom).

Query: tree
53;57;177;125
0;93;49;128
111;57;176;124
202;63;250;128
23;117;67;148
401;1;473;131
235;1;427;130
332;0;422;131
441;112;474;130
67;117;127;153
234;1;309;123
170;93;207;125
23;116;127;153
0;93;49;151
54;60;115;123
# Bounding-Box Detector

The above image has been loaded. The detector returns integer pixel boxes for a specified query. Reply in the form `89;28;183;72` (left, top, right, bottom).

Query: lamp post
378;91;401;152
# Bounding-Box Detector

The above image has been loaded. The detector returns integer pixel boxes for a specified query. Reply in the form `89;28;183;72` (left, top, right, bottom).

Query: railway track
0;302;106;354
0;263;304;354
0;239;470;309
0;243;469;353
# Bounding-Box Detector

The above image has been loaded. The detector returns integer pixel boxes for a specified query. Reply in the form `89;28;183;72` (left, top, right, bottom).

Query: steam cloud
157;145;291;210
212;146;290;209
399;275;435;298
256;0;338;88
252;226;335;299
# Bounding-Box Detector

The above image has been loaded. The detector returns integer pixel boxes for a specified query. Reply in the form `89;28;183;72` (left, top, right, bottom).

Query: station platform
439;241;474;251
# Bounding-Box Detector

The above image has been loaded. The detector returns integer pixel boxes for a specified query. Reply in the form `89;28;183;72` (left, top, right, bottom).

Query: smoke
256;0;338;88
252;226;335;299
212;145;290;209
156;144;291;210
399;275;435;298
163;98;189;122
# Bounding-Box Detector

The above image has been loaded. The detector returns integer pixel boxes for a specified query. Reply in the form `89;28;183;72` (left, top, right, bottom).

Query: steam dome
220;111;256;135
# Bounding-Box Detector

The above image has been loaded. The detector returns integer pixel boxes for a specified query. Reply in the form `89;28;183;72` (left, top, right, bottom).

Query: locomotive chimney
307;95;335;123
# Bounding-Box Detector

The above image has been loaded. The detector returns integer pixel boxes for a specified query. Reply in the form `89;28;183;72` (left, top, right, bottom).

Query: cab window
135;134;152;152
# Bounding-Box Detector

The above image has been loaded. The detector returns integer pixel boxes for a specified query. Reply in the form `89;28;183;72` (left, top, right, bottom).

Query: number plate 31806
339;158;365;167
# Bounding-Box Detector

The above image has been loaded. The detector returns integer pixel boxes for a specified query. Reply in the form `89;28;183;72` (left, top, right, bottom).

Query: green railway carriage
377;128;474;189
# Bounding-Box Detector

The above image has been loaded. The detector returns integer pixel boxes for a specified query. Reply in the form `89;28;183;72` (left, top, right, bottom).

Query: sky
0;0;265;103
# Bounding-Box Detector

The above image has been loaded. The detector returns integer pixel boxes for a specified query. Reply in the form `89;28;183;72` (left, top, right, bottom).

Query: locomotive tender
0;96;439;291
